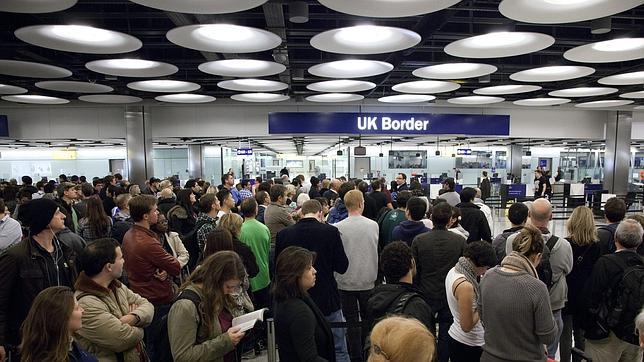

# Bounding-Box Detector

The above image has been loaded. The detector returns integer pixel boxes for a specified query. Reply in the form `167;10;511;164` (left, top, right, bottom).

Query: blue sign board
457;148;472;155
268;112;510;135
454;184;463;193
507;184;526;198
584;183;603;196
236;148;253;156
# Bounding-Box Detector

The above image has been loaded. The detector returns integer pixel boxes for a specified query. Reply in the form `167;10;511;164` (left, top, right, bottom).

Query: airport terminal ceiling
0;0;642;109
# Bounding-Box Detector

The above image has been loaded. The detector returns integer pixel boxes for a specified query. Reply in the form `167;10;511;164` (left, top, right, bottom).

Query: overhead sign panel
457;148;472;155
268;112;509;135
237;148;253;156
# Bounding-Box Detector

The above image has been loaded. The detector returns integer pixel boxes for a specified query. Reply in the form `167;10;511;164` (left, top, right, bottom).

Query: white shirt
445;267;485;346
0;214;22;252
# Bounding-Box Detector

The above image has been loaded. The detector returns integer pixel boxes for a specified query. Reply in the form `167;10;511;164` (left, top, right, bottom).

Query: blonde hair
368;316;435;362
322;179;331;189
159;179;172;190
512;224;544;257
566;206;598;246
285;184;297;198
344;189;364;211
217;213;243;237
206;185;218;194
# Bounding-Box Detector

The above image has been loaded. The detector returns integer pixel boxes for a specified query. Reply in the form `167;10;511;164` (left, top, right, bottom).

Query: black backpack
536;235;558;290
363;291;419;359
156;289;202;362
181;218;210;270
605;260;644;344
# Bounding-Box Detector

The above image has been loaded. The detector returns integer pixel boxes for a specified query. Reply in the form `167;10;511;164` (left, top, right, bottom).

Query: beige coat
74;272;154;362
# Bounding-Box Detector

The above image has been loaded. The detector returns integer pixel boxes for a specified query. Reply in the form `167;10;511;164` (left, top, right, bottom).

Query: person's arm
332;229;349;274
238;243;259;278
287;306;329;362
281;208;295;227
147;239;181;276
533;284;557;345
636;307;644;348
480;213;492;242
124;287;155;327
170;233;190;268
453;279;479;333
0;252;17;355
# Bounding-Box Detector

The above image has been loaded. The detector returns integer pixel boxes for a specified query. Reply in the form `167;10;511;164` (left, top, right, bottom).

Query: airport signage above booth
268;112;510;136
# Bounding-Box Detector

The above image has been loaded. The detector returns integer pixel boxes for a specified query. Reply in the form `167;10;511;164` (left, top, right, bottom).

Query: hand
0;346;5;361
154;270;168;281
227;327;245;346
129;304;138;313
119;314;137;326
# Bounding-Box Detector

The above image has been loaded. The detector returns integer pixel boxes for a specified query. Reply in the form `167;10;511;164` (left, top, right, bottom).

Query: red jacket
122;224;180;305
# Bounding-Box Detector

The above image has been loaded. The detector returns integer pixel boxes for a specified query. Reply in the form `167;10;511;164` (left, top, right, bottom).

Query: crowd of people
0;170;643;362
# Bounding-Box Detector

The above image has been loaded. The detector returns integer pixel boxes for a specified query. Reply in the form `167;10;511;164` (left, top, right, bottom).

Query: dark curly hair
380;241;414;282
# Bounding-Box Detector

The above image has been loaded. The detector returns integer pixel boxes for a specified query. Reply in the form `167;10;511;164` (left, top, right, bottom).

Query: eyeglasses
373;344;389;360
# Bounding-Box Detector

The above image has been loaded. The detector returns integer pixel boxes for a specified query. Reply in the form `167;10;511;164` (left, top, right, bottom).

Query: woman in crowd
445;241;496;362
560;206;601;361
77;197;112;243
152;213;190;283
217;214;259;279
274;246;335;362
20;286;97;362
367;316;434;362
168;251;247;362
480;225;557;362
127;184;141;197
168;189;197;237
204;229;234;260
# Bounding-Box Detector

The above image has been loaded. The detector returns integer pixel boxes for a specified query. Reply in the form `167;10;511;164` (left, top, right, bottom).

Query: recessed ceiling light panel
310;25;421;55
510;66;595;82
598;71;644;85
128;0;268;14
548;87;618;97
218;79;288;92
513;97;571;106
86;59;178;77
499;0;643;24
317;0;461;18
0;84;28;95
413;63;497;79
564;38;644;63
306;93;364;103
155;94;216;103
392;80;460;94
0;0;77;13
167;24;282;53
78;95;142;104
1;95;69;104
474;84;541;95
308;60;393;78
231;93;289;103
0;60;72;78
444;32;554;58
575;100;634;108
35;81;113;93
127;80;200;93
307;80;376;93
199;60;286;77
378;94;436;103
15;25;142;54
620;91;644;99
447;96;504;105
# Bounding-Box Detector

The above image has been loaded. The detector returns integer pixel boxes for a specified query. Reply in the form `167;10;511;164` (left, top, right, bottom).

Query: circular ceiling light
510;66;595;82
0;60;72;78
564;38;644;63
155;94;215;104
78;94;142;104
1;95;69;104
218;79;288;92
0;84;27;95
127;80;200;93
317;0;461;18
598;71;644;85
413;63;497;79
35;81;113;93
392;80;460;94
447;96;505;105
474;84;541;95
499;0;643;24
0;0;77;13
444;32;554;58
310;25;420;55
128;0;268;14
575;100;634;108
15;25;142;54
548;87;618;97
513;97;571;106
620;91;644;99
306;93;364;103
167;24;282;53
199;59;286;77
307;80;376;93
378;94;436;103
231;93;289;103
308;60;393;78
85;59;178;77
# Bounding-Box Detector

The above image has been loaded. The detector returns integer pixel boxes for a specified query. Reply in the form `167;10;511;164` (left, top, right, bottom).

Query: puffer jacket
327;200;348;224
74;272;154;362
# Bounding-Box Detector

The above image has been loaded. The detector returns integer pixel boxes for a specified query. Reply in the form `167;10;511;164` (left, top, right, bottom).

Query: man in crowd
379;190;412;249
392;196;430;246
370;179;392;210
239;198;272;309
457;187;492;242
57;182;82;232
492;202;529;263
215;188;234;224
196;193;220;256
143;177;161;196
395;173;409;192
221;173;241;206
264;184;294;245
598;197;627;255
323;178;342;203
255;190;270;224
438;177;461;207
239;179;254;201
0;199;22;253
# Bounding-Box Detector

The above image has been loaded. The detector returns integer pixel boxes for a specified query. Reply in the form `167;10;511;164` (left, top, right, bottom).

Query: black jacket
157;198;176;218
597;223;618;255
275;295;336;362
456;202;492;242
233;237;259;278
492;226;523;264
257;204;267;224
0;237;78;346
563;238;601;322
367;282;435;335
276;218;349;315
361;193;379;221
480;177;491;200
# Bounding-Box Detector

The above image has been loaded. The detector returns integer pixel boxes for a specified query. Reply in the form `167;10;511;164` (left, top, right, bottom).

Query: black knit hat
19;198;59;235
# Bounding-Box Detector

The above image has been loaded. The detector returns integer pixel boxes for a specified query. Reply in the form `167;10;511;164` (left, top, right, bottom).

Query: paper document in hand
232;308;268;332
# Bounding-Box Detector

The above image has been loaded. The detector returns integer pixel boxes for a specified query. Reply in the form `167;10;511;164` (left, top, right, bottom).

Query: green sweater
239;218;271;292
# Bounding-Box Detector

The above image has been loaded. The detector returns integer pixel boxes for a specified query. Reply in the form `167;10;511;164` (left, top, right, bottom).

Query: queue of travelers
0;171;643;362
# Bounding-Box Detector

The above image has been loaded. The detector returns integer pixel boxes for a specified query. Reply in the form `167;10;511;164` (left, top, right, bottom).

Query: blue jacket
327;200;348;224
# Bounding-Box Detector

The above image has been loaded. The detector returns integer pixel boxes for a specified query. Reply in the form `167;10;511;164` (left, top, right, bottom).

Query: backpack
598;225;617;254
605;261;644;344
182;218;210;270
536;235;558;290
363;291;419;359
156;289;202;362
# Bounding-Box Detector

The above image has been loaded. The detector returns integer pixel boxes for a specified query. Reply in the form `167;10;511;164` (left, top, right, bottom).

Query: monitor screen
388;150;427;169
